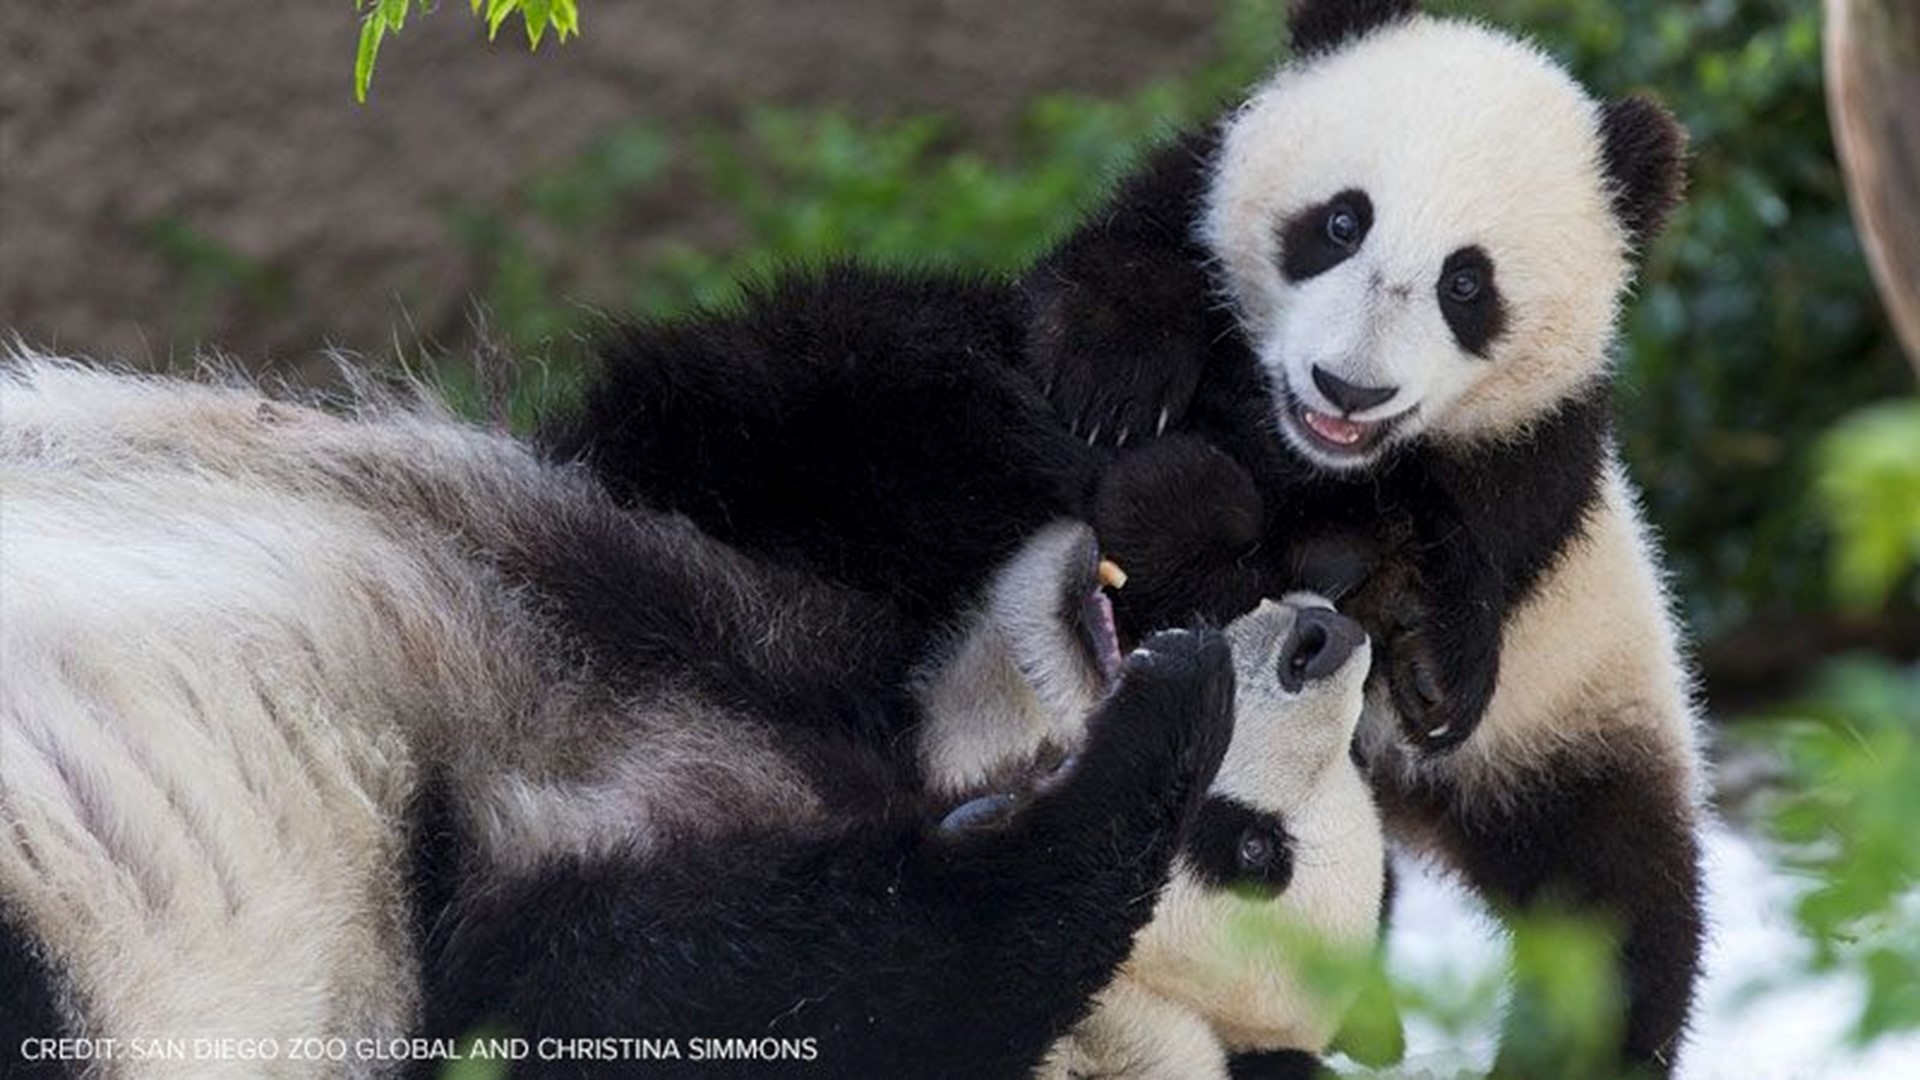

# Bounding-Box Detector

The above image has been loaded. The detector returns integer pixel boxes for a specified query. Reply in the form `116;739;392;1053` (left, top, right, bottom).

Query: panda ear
1288;0;1419;57
1598;96;1688;251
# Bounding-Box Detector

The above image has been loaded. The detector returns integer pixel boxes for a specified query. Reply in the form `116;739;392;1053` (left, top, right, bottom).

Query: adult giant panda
556;1;1704;1071
0;357;1267;1078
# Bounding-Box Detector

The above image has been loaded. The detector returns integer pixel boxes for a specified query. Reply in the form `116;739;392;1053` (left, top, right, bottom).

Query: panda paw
1094;437;1267;639
1383;617;1498;754
1083;626;1235;819
1024;257;1210;448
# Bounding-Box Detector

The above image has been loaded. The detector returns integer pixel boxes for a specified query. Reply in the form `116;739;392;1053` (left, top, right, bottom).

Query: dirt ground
0;0;1221;369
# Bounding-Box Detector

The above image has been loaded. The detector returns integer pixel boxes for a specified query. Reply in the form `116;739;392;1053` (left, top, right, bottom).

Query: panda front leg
1022;130;1225;445
550;277;1096;624
426;628;1235;1079
1378;738;1704;1076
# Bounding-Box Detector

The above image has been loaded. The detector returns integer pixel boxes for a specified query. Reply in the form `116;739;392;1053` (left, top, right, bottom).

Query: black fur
425;627;1235;1079
1374;744;1703;1072
1;903;74;1078
1091;434;1266;644
1287;0;1417;57
547;266;1093;632
1184;795;1295;893
1226;1046;1328;1079
1598;97;1688;249
502;495;919;738
1437;244;1506;357
1023;130;1223;447
1279;189;1374;283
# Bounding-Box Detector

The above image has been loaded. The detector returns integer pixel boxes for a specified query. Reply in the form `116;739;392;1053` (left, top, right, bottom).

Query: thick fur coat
1;359;1241;1079
553;2;1707;1072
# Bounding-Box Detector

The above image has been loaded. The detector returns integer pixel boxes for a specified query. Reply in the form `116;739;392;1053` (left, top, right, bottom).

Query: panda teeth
1301;408;1371;447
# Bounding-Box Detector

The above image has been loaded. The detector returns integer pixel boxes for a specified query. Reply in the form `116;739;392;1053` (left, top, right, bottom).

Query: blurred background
3;0;1916;1075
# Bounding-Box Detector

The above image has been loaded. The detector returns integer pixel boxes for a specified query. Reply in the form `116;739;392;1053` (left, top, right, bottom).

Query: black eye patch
1437;245;1507;357
1183;795;1295;894
1278;189;1373;283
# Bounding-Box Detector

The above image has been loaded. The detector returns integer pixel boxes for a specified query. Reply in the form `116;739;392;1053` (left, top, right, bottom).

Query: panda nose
1311;366;1397;415
1277;607;1368;692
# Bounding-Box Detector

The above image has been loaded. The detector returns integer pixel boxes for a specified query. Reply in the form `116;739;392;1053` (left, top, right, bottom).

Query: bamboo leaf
354;14;387;103
486;0;516;40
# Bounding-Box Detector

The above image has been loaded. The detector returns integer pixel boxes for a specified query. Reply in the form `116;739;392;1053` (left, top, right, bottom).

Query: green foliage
1223;901;1406;1065
1738;397;1920;1047
1756;658;1920;1044
1815;401;1920;610
354;0;580;103
436;1028;514;1080
1225;895;1646;1077
1497;909;1629;1078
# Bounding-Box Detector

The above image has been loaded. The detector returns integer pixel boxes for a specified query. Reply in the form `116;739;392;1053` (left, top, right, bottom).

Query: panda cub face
1123;597;1382;1052
1047;597;1385;1071
1203;17;1634;470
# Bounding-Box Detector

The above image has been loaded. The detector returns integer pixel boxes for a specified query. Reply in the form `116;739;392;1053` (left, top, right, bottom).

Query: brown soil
0;0;1221;370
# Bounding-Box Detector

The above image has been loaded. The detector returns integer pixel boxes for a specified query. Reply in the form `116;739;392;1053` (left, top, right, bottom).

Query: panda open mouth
1070;556;1127;689
1281;389;1408;459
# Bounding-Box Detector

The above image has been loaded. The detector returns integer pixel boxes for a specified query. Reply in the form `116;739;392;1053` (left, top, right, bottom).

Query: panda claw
1155;407;1170;436
1426;724;1451;741
1086;424;1101;445
939;793;1020;834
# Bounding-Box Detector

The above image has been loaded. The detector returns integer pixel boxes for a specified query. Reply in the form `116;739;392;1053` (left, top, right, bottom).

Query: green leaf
1816;401;1920;609
354;13;387;103
523;0;552;49
486;0;516;40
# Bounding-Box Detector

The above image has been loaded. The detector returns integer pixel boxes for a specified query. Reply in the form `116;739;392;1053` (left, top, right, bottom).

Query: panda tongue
1303;409;1369;447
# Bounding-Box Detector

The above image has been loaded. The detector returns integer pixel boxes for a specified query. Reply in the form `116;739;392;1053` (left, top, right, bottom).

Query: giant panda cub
1037;597;1383;1080
0;357;1251;1078
1024;0;1706;1070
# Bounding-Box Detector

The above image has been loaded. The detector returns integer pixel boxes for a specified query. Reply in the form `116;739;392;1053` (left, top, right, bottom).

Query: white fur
1036;601;1384;1079
1357;456;1703;807
1039;978;1228;1080
3;368;450;1074
914;522;1107;795
1203;16;1630;468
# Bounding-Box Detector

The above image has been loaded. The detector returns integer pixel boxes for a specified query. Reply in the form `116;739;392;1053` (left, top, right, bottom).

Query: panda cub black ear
1288;0;1419;57
1598;95;1689;253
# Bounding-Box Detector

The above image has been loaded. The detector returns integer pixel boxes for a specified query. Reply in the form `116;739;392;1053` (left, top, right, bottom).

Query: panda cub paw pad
1387;631;1483;753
